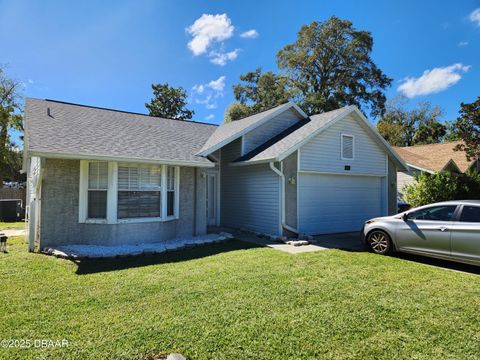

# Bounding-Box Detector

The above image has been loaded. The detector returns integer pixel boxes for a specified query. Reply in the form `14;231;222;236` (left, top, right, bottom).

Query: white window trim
79;161;180;224
341;133;355;160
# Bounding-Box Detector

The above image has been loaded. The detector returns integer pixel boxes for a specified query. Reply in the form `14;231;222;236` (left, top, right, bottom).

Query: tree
453;97;480;161
276;17;392;117
145;83;194;120
225;68;293;122
224;103;252;123
404;171;480;207
376;97;445;146
0;67;23;186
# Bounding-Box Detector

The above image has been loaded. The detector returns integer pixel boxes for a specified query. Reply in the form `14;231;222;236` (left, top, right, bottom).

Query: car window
408;205;457;221
459;206;480;223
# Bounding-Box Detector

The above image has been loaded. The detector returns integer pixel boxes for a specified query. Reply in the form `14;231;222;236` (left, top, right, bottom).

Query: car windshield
408;205;457;221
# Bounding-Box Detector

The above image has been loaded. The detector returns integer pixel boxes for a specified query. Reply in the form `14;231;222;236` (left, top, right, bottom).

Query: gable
242;108;304;155
299;113;387;176
197;102;307;157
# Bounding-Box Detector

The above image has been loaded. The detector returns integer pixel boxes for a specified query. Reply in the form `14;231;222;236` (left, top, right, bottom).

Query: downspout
193;167;197;235
269;162;299;235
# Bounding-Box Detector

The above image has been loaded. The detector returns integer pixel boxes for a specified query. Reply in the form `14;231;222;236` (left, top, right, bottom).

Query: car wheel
367;230;393;255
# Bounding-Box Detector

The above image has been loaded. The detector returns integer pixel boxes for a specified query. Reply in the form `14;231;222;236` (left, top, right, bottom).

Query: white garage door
298;173;384;235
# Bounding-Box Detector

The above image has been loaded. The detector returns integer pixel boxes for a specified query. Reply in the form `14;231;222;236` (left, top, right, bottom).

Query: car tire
367;230;393;255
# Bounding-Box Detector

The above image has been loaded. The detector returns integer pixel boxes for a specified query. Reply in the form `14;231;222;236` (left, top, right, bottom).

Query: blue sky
1;0;479;146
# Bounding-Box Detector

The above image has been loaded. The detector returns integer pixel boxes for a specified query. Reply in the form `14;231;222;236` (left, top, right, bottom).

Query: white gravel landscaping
44;232;233;259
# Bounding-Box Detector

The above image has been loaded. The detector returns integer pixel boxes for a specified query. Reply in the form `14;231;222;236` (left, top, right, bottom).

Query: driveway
311;232;366;251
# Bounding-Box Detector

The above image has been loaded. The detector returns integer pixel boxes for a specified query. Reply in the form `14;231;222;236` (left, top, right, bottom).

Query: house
393;141;480;200
23;98;406;251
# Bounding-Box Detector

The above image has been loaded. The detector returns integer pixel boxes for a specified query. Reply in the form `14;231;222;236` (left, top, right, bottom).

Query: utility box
0;199;23;222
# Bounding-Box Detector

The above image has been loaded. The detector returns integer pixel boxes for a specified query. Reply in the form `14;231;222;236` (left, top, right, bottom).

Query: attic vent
341;134;354;160
47;107;53;118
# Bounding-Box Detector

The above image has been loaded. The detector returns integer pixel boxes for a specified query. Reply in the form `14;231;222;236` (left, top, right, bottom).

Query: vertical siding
243;108;302;155
283;151;297;229
299;114;387;175
220;138;280;236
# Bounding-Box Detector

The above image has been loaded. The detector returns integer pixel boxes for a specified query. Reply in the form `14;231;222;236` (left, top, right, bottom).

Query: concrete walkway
216;227;364;254
0;229;25;237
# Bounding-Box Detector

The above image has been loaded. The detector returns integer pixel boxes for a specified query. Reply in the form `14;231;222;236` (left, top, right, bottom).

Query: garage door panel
299;173;383;235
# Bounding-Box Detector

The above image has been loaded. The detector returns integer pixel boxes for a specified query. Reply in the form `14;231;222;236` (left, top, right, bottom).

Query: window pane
167;166;175;191
88;190;107;219
409;206;457;221
167;191;175;216
118;165;160;191
342;135;353;159
88;162;108;189
118;191;160;219
460;206;480;223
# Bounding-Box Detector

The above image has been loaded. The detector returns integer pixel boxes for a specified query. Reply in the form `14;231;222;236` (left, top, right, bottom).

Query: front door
206;172;218;226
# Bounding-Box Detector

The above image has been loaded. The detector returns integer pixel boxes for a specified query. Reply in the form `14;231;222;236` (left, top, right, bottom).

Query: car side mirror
402;213;409;221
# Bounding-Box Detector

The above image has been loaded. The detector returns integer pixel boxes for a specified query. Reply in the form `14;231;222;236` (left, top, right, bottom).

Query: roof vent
47;107;53;118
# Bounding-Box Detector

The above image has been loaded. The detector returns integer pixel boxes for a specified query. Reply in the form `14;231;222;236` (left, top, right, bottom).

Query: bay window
79;161;179;223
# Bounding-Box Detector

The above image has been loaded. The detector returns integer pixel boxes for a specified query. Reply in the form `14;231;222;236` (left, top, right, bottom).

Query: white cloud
397;63;470;98
458;41;469;47
469;8;480;26
192;76;226;109
27;79;34;84
205;114;215;121
240;29;258;39
207;76;226;91
192;84;205;94
209;49;239;66
186;14;234;56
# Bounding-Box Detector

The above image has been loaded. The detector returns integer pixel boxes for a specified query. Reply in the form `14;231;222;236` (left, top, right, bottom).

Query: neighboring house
23;98;406;251
393;141;480;201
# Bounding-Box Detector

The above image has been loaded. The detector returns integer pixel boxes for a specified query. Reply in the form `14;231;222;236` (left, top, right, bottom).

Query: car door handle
438;226;449;232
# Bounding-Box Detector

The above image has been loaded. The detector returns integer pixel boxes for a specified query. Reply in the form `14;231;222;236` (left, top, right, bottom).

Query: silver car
363;200;480;266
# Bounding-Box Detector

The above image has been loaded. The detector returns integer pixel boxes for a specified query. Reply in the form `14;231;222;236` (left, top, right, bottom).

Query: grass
0;236;479;359
0;221;25;230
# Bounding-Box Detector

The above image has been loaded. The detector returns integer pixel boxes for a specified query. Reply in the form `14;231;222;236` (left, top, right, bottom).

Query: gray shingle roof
197;102;306;156
239;106;352;163
25;98;216;166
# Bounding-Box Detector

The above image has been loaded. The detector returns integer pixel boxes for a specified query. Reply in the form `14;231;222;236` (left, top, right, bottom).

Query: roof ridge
38;98;218;127
394;140;463;149
225;102;290;123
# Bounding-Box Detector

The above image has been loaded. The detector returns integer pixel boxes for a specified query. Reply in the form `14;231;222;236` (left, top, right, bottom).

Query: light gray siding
220;139;280;236
39;159;206;247
299;113;387;175
242;108;302;155
397;166;422;201
298;173;383;235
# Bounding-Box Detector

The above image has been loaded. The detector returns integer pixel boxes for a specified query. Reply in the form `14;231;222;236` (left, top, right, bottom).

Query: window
87;162;108;219
117;165;162;219
166;166;177;217
80;161;179;223
341;134;354;160
408;206;457;221
459;206;480;223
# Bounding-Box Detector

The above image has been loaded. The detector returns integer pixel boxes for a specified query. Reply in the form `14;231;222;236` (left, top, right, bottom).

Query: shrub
404;170;480;207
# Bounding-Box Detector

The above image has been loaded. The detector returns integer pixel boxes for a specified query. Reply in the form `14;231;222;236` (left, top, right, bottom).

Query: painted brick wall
40;159;205;247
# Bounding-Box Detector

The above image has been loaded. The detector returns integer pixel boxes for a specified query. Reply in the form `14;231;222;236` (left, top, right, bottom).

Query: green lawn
0;236;479;360
0;221;25;230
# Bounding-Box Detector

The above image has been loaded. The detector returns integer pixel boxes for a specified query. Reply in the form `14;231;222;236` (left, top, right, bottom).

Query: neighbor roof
196;102;308;156
393;141;475;173
24;98;217;167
